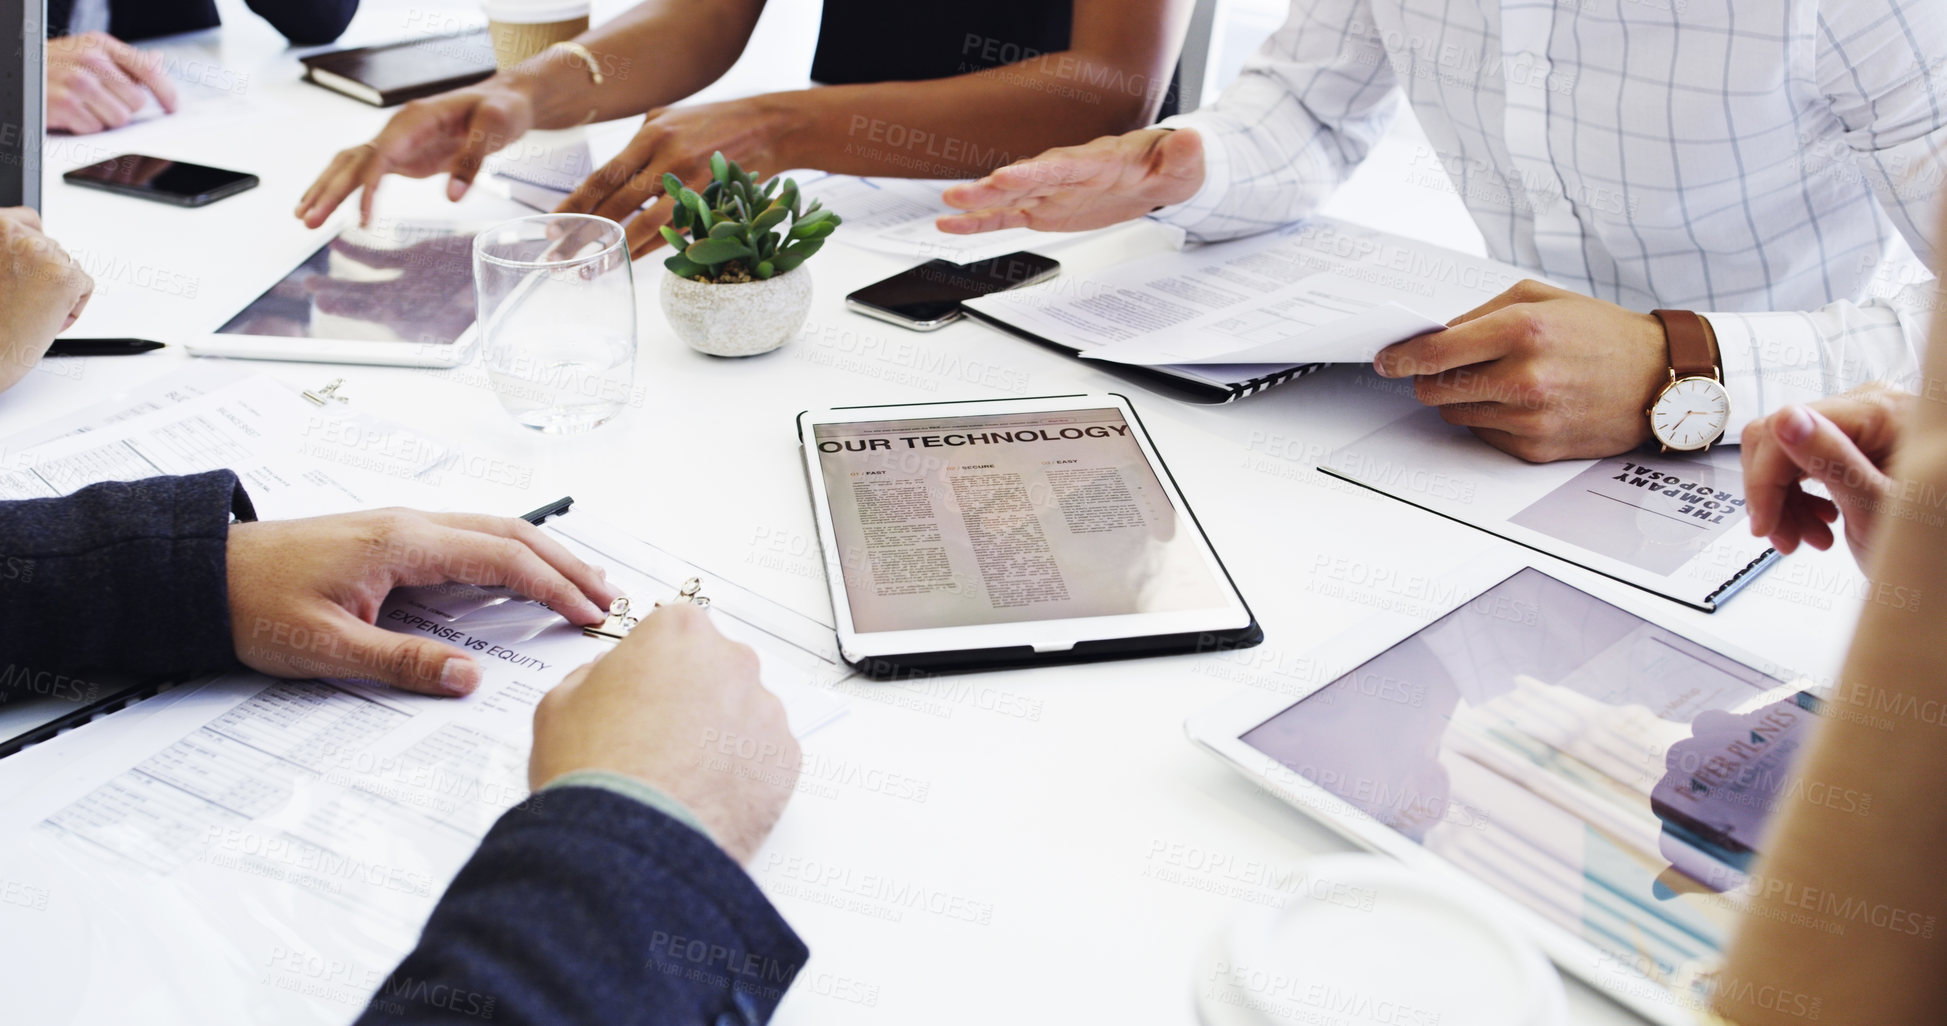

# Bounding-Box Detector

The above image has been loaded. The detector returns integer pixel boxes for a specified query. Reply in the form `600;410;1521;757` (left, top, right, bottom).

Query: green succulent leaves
661;152;844;282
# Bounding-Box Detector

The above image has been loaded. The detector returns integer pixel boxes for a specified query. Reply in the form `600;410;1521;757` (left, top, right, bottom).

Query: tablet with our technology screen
799;395;1260;675
187;220;480;367
1187;564;1823;1025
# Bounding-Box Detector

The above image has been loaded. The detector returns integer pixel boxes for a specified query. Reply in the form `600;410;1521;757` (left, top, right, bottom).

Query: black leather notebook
300;29;497;107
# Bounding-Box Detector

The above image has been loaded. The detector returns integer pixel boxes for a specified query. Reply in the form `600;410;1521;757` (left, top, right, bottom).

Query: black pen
47;338;165;357
520;496;575;525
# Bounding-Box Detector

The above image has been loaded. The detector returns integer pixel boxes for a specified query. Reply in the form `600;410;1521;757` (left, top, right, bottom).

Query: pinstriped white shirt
1159;0;1946;436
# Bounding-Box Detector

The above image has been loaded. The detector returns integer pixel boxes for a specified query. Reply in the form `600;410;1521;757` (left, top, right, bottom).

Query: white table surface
6;2;1872;1023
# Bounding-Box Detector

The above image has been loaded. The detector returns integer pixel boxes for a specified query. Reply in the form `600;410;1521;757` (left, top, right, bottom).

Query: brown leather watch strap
1652;309;1718;381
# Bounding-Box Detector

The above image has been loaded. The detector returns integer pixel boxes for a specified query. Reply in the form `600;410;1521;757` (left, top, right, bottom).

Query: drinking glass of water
472;214;636;434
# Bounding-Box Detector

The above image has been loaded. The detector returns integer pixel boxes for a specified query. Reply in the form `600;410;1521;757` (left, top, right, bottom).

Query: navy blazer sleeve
0;471;253;689
356;787;809;1026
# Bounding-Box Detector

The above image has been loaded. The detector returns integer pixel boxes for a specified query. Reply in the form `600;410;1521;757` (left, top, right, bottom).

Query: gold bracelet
548;40;603;87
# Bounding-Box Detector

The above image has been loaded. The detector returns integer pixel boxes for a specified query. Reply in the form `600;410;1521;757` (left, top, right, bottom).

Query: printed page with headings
0;514;847;1025
963;218;1528;375
1320;409;1779;610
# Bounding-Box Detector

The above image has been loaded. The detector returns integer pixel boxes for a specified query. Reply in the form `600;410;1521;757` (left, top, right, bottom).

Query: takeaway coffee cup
481;0;591;67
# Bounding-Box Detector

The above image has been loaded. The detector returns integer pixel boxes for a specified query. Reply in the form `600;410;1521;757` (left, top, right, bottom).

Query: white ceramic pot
660;266;814;358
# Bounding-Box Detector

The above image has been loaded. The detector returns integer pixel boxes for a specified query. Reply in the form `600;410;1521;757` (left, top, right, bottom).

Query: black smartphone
62;154;259;207
846;251;1061;331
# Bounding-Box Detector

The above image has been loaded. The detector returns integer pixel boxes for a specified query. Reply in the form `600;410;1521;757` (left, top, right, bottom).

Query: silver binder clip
583;597;640;641
583;580;710;642
302;378;349;406
660;577;711;610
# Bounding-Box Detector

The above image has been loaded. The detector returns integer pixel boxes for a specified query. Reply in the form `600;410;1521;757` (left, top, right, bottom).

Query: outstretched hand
297;84;537;227
937;128;1205;235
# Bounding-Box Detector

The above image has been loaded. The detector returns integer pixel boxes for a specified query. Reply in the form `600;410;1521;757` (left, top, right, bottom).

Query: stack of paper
964;218;1532;392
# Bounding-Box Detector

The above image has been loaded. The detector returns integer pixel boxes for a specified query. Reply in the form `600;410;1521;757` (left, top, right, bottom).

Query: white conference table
4;2;1873;1024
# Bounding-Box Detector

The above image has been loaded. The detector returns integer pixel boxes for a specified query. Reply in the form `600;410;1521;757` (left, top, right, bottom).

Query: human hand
555;97;794;258
936;128;1204;235
1740;388;1909;563
227;509;621;695
1372;280;1668;462
296;81;537;227
46;32;179;134
0;207;95;392
530;604;798;864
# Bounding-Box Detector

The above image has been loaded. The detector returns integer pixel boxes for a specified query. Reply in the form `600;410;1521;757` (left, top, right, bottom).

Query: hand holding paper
1371;280;1670;463
964;218;1526;373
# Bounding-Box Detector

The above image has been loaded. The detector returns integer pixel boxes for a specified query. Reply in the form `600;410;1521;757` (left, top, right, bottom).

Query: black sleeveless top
810;0;1179;120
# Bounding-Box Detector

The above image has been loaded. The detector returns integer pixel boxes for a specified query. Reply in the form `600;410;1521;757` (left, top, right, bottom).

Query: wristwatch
1646;309;1729;452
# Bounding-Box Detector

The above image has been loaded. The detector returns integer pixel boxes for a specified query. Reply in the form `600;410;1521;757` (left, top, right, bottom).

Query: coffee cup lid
1193;854;1568;1026
481;0;590;25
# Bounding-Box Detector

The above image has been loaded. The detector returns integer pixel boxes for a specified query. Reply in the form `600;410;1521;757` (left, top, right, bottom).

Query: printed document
1321;410;1778;610
0;374;400;517
964;218;1528;369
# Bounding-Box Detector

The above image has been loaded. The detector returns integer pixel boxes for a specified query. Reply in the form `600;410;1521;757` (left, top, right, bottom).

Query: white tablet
1187;562;1820;1025
186;220;481;367
798;394;1261;675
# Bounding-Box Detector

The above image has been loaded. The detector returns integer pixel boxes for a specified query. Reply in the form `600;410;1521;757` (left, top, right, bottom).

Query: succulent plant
659;152;841;284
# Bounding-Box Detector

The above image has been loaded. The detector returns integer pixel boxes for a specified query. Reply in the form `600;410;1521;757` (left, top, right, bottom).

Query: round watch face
1649;376;1730;450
